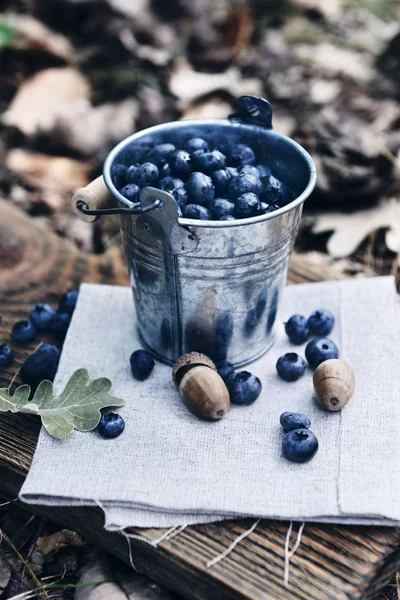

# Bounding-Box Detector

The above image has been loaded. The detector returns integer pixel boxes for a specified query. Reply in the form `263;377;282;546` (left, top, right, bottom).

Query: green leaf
0;369;125;439
0;24;15;50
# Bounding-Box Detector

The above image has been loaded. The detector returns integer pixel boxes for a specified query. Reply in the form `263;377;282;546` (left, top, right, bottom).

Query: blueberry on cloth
130;162;159;187
119;183;140;203
280;412;311;432
11;320;37;344
210;198;235;219
184;137;209;153
228;173;262;199
146;143;175;166
58;290;79;315
185;172;215;206
30;304;56;331
158;176;185;193
0;344;13;368
182;204;212;220
261;175;292;206
282;428;318;463
130;349;155;381
52;312;71;341
305;337;339;369
217;361;235;382
97;413;125;439
124;164;138;184
284;314;309;345
169;150;193;179
111;163;127;188
227;371;262;405
276;353;306;382
191;149;226;173
228;143;255;166
234;192;261;218
219;215;236;221
21;344;60;390
307;309;335;336
210;169;236;194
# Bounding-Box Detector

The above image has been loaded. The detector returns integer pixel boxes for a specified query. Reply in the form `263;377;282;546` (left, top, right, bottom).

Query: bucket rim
103;119;317;228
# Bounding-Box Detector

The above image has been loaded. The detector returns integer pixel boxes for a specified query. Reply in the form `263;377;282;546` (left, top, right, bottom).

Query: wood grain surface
0;199;398;600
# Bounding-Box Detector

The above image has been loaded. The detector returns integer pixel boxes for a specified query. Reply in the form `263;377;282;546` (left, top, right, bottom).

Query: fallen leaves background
0;0;400;597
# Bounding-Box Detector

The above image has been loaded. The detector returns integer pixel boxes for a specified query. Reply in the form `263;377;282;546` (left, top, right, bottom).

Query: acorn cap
172;352;217;386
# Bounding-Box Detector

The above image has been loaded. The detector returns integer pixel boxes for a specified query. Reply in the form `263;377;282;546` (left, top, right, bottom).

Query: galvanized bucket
77;97;316;366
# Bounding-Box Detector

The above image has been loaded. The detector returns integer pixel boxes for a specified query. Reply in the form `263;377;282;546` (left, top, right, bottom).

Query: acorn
313;359;355;412
172;352;230;420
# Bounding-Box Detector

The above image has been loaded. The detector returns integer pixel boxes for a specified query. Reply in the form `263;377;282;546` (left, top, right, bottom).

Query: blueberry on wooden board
30;304;56;331
97;413;125;438
52;312;71;341
280;412;311;432
307;309;335;336
284;314;309;345
58;291;79;315
130;349;155;381
0;344;13;368
11;320;37;344
21;344;60;391
282;428;318;463
276;353;306;382
305;337;339;369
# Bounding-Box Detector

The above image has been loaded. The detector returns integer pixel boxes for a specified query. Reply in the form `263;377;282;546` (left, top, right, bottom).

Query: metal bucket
99;97;316;366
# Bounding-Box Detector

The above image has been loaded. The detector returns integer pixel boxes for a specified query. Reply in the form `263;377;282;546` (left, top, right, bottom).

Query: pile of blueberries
113;138;293;221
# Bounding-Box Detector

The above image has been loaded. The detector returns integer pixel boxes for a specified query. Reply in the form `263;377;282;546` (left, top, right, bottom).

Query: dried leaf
294;43;373;83
312;199;400;258
0;14;74;60
181;98;233;120
1;67;90;136
0;369;125;438
36;529;85;555
6;150;91;212
289;0;342;20
0;552;11;597
169;59;262;108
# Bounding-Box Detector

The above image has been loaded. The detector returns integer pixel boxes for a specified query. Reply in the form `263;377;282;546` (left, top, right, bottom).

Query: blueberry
234;192;261;218
130;162;159;187
119;183;140;203
171;186;189;207
30;304;56;331
227;371;262;405
11;320;37;344
145;143;175;167
185;172;215;206
282;428;318;463
280;412;311;432
97;413;125;439
261;175;292;206
192;149;226;173
219;215;236;221
158;176;185;193
256;164;271;178
284;314;309;345
260;202;279;215
58;291;79;315
185;137;209;153
159;163;172;178
182;204;212;220
111;163;127;188
169;150;192;179
0;344;13;368
52;312;71;341
210;198;235;219
124;164;138;184
21;345;60;390
124;145;149;164
217;361;234;382
226;167;239;178
229;144;255;166
130;349;155;381
239;165;259;177
305;337;339;369
228;173;262;199
276;353;306;382
307;309;335;336
210;169;236;194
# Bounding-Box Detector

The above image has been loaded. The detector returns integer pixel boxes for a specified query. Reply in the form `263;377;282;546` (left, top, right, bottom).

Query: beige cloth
20;277;400;529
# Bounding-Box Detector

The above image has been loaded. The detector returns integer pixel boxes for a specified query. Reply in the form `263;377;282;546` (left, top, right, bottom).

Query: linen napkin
20;276;400;529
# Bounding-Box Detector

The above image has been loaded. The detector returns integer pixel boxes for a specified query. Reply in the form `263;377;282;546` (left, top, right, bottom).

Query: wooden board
1;199;399;600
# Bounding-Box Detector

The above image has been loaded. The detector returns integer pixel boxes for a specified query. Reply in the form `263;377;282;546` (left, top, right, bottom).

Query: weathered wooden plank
0;199;399;600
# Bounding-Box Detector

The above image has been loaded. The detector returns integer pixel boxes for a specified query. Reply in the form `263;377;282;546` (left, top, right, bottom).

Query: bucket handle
229;95;273;129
